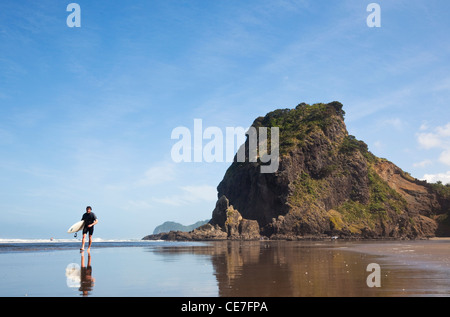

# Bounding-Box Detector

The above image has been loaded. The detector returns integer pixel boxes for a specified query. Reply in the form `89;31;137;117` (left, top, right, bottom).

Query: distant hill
153;220;210;234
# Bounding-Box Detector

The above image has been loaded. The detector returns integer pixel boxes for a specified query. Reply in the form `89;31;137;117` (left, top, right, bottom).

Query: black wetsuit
81;212;97;235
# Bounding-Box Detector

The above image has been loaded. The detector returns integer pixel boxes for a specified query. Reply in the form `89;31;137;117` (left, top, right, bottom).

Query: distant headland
143;102;450;241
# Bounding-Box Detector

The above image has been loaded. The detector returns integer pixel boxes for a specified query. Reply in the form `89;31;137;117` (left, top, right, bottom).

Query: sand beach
0;239;449;297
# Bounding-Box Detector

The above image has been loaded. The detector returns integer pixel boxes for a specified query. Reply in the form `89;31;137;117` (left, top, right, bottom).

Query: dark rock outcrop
212;195;261;240
143;102;450;241
144;196;260;241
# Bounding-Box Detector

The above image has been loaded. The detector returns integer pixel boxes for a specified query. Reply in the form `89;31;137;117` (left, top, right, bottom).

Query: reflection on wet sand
80;251;95;296
151;240;450;297
212;241;378;297
66;251;95;296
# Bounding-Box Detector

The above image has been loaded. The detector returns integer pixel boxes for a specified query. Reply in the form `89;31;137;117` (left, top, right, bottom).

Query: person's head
86;206;92;213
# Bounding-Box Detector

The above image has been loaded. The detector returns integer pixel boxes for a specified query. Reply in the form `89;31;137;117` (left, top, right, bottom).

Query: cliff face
144;102;450;241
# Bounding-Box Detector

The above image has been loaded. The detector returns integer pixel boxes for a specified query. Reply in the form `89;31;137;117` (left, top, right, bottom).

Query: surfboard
67;220;85;233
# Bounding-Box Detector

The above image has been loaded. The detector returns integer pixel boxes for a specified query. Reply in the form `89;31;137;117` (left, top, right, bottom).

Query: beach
0;239;449;297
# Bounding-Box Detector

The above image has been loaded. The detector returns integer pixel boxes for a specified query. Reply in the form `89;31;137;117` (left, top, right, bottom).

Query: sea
0;238;449;299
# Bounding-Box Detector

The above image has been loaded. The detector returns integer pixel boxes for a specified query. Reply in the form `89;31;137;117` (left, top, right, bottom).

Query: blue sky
1;0;450;239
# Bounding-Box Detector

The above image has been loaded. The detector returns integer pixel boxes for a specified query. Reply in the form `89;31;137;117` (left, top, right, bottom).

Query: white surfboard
67;220;85;233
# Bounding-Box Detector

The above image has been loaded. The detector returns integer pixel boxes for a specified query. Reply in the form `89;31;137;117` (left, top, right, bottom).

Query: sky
1;0;450;239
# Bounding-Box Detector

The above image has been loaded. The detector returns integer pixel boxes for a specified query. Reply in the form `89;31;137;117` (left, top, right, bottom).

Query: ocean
1;238;449;298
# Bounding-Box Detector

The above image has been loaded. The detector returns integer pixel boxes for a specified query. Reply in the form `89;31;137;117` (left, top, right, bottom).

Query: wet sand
0;239;449;297
158;239;450;297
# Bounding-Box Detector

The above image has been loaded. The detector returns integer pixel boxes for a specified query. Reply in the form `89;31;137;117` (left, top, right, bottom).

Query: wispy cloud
124;200;152;211
0;127;14;144
152;185;217;207
345;87;414;123
413;159;433;168
137;162;177;187
416;123;450;164
380;118;406;131
432;76;450;92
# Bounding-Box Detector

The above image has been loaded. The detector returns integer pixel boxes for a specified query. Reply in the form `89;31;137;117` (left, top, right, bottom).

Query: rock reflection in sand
150;240;450;297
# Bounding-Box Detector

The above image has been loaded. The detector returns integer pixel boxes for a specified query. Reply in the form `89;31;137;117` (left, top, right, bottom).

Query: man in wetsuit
81;206;98;251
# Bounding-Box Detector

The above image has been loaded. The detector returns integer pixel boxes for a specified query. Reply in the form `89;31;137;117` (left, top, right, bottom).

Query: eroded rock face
143;102;450;241
374;161;441;217
211;195;261;240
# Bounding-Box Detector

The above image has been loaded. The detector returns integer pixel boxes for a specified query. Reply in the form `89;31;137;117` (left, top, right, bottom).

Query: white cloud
436;123;450;137
415;124;450;185
416;123;450;165
421;171;450;185
439;150;450;166
417;132;443;149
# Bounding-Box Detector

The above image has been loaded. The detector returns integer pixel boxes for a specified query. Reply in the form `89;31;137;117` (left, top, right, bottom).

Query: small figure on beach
80;206;98;251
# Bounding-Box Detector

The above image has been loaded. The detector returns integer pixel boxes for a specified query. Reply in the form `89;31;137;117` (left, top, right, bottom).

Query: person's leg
87;226;94;250
88;234;93;250
81;233;86;250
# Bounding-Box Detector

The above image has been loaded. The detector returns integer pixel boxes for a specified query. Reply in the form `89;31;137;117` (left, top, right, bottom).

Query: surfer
80;206;98;251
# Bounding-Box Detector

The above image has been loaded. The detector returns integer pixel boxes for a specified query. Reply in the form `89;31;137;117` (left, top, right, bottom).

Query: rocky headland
143;102;450;241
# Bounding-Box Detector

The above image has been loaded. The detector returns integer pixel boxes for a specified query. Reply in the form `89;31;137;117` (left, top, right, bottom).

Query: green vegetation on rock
252;102;346;155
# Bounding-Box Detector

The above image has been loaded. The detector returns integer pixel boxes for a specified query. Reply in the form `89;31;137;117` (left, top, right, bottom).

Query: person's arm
89;218;98;227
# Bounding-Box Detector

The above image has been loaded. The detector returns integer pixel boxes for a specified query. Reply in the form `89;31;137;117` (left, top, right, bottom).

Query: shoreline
142;231;450;242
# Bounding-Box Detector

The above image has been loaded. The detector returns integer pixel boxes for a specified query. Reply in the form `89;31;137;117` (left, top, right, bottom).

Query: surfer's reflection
79;250;95;296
